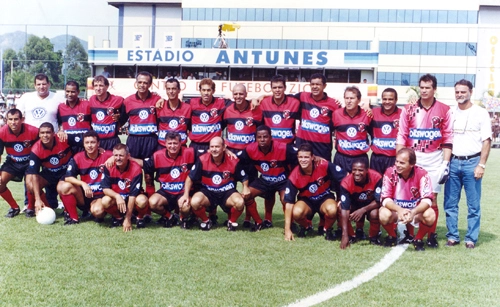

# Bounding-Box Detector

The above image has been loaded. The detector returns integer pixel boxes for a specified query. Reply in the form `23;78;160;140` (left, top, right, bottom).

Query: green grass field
1;148;499;306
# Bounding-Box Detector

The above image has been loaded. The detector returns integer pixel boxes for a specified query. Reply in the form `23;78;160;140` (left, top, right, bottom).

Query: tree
2;48;21;74
64;36;90;89
22;35;63;87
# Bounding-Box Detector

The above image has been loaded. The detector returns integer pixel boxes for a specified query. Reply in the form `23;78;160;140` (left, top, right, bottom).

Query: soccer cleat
355;228;366;240
180;219;189;230
243;220;252;228
261;219;273;229
398;230;414;244
332;228;343;241
64;219;79;226
80;210;92;220
5;207;20;218
317;226;325;236
227;222;238;231
63;211;71;223
349;236;358;244
290;222;298;234
426;233;439;248
163;215;179;228
414;239;425;251
187;215;198;227
136;218;146;229
94;217;104;224
384;236;397;247
25;209;35;218
156;216;167;225
110;217;124;228
199;220;212;231
369;236;383;246
170;214;180;226
324;228;335;241
209;214;218;226
297;225;313;238
250;223;262;232
143;214;152;224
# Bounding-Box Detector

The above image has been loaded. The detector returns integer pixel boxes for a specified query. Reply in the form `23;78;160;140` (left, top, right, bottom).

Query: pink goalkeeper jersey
396;99;453;153
381;165;433;209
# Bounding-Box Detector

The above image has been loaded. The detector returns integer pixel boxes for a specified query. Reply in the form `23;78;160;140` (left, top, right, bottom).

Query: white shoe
57;201;65;209
20;205;28;213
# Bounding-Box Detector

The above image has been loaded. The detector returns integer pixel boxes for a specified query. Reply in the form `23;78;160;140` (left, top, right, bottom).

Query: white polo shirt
16;91;65;132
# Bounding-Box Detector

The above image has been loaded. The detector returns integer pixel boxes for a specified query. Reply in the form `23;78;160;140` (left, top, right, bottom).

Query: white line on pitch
285;244;409;307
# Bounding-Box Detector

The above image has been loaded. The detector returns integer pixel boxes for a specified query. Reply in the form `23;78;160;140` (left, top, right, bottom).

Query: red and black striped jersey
143;147;195;195
370;107;402;157
124;92;161;136
189;153;247;193
27;135;72;174
260;96;300;144
101;160;143;198
57;99;92;135
223;101;262;150
339;169;382;210
332;107;372;156
65;151;113;198
157;101;191;146
89;93;125;139
238;141;296;184
0;123;39;163
187;97;229;144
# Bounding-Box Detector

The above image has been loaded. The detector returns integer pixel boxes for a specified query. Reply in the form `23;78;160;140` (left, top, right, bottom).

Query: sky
0;0;118;40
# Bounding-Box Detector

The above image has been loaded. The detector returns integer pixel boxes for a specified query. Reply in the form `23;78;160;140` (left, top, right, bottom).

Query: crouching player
379;148;436;251
283;143;346;241
101;144;148;232
137;132;195;228
179;137;249;231
57;131;112;224
339;159;383;249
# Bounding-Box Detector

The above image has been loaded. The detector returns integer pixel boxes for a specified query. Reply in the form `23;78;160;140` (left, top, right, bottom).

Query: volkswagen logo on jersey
310;108;320;119
246;117;254;126
169;119;179;129
107;108;115;116
272;114;282;124
170;168;181;179
68;117;77;127
210;108;218;118
32;107;46;119
346;127;357;137
200;113;209;123
89;170;99;180
358;122;366;133
309;184;318;194
118;180;126;190
212;174;222;185
49;157;59;165
235;121;244;131
139;110;149;119
96;111;105;121
321;107;329;116
13;144;23;152
283;110;290;120
381;124;392;135
260;162;269;172
359;193;367;200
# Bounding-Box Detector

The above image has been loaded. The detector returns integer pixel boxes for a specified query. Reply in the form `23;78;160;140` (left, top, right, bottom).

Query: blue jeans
444;156;482;244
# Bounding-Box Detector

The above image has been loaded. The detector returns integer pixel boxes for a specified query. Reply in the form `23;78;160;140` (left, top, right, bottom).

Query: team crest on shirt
107;107;115;116
99;164;106;173
223;171;231;180
210;108;219;118
23;140;32;148
270;160;278;168
358;122;366;133
366;189;374;199
321;107;330;116
180;163;188;173
124;178;131;189
431;116;442;128
179;116;185;125
77;113;85;122
246;117;254;126
58;151;67;159
317;176;324;186
283;110;291;120
149;106;156;115
410;187;420;199
393;119;399;129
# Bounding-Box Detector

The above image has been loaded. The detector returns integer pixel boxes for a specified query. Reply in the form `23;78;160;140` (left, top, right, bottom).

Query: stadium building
87;0;500;104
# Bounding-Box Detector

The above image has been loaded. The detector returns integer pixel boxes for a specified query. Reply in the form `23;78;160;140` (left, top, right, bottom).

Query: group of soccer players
0;71;452;251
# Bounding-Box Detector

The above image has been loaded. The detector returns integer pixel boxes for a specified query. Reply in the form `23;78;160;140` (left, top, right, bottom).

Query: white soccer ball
36;207;56;225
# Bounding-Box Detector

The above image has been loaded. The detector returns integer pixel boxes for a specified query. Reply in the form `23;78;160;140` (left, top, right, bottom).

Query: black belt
452;152;480;160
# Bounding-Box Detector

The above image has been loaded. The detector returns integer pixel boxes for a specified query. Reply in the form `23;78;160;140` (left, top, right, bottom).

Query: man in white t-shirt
16;73;64;132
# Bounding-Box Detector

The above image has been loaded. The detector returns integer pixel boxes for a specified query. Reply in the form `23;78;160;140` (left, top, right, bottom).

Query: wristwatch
478;163;486;169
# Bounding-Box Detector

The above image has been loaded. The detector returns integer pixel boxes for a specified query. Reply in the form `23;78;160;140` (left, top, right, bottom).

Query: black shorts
333;152;369;173
40;169;66;184
100;137;122;151
299;194;335;219
199;187;237;214
68;133;85;154
0;160;28;182
127;134;158;160
228;146;258;182
370;153;395;176
156;189;182;212
350;204;377;222
190;142;209;159
250;177;287;199
296;136;332;162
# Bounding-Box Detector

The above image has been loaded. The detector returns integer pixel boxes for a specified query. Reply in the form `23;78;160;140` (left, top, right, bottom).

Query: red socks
383;223;397;237
245;199;262;224
193;206;208;222
429;206;439;236
229;207;243;224
264;198;275;221
60;194;79;220
0;189;19;209
369;220;381;238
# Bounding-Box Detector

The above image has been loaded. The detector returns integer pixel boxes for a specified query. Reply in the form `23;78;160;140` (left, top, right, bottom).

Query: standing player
0;109;39;217
139;132;196;228
444;79;491;249
157;78;191;148
101;144;148;232
339;160;383;249
332;86;371;173
57;131;112;224
283;143;346;241
123;71;162;197
379;148;435;251
89;75;126;151
396;74;453;248
25;123;73;216
57;81;91;154
179;137;249;231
